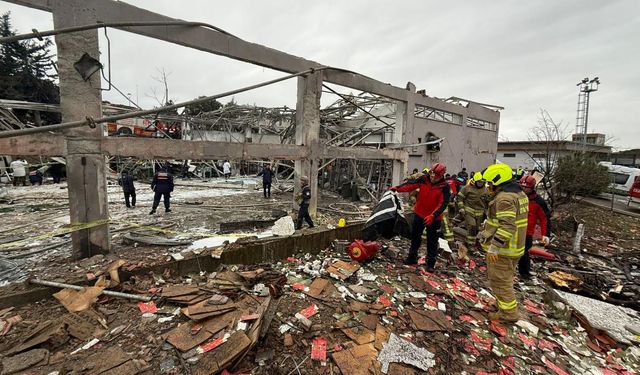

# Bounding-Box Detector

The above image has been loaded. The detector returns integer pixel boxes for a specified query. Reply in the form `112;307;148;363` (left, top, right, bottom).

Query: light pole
126;93;132;108
575;77;600;152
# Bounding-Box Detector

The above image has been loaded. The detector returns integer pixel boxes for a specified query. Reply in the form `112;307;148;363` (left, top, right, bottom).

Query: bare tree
146;67;172;107
526;109;569;208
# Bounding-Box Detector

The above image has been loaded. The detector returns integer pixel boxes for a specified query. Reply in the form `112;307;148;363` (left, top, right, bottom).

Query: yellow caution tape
0;218;112;250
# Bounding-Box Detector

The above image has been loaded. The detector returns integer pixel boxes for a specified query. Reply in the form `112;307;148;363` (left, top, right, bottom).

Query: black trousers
263;182;271;198
296;204;314;229
408;214;441;267
124;191;136;207
152;192;171;211
518;235;534;276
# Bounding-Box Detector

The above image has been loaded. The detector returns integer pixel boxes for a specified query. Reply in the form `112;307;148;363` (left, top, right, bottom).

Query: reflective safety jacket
479;181;529;257
396;175;450;221
457;184;490;217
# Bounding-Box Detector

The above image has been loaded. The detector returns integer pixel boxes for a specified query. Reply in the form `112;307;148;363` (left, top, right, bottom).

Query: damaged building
0;1;638;375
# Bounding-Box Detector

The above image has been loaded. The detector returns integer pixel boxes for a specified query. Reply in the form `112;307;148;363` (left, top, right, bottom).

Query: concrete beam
3;0;410;101
0;134;66;155
53;0;110;259
0;132;408;163
102;138;308;160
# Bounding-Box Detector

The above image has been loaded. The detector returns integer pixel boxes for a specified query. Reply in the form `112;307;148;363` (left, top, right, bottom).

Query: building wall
407;96;500;175
497;150;569;171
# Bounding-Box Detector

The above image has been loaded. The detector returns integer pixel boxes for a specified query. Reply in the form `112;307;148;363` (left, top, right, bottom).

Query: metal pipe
0;67;323;139
30;278;153;301
0;21;235;44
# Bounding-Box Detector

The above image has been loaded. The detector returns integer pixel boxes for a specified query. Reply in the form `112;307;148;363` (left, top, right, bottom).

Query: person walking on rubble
391;162;450;271
295;175;314;230
458;172;491;249
149;167;174;214
257;164;274;199
10;159;27;186
477;163;529;322
223;160;232;181
518;175;551;280
119;171;137;208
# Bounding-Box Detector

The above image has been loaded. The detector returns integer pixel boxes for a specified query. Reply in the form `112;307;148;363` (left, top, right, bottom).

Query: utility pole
575;77;600;152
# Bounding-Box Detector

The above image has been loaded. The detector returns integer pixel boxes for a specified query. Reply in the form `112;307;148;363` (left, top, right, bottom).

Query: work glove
541;236;550;247
476;231;488;244
486;244;499;263
459;208;465;216
424;215;434;226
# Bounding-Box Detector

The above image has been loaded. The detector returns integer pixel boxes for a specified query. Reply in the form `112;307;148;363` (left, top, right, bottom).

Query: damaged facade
0;1;638;375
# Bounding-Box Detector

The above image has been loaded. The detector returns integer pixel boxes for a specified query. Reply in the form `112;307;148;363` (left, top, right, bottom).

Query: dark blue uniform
119;173;136;208
296;185;314;229
150;171;174;214
257;167;274;198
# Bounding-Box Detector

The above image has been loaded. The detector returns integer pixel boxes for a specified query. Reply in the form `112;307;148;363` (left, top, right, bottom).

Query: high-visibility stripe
496;228;512;238
496;211;516;218
497;298;518;310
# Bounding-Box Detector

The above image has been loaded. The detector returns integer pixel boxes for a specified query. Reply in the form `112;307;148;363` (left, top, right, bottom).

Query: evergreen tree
0;12;60;124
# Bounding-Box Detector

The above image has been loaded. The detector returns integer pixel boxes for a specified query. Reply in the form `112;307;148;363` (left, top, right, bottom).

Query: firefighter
458;172;491;248
295;175;314;230
441;176;463;244
405;168;422;208
477;163;529;322
391;162;450;271
149;167;174;214
518;175;551;279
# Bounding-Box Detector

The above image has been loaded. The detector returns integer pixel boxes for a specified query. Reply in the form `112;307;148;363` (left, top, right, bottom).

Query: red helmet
429;163;446;179
519;175;536;189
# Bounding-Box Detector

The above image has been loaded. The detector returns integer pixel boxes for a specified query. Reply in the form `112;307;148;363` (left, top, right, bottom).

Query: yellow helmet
473;172;484;181
422;167;430;174
482;163;513;186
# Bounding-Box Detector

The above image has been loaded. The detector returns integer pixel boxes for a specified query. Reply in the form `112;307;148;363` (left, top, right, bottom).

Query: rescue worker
28;169;43;185
518;175;551;279
515;166;525;180
391;162;450;271
458;172;491;248
223;160;232;180
295;175;314;229
477;163;529;322
458;168;469;182
257;164;274;198
149;167;174;214
119;171;136;208
10;159;27;186
441;176;463;243
405;168;422;208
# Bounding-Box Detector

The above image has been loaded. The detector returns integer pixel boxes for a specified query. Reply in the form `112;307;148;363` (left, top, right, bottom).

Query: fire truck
105;117;181;138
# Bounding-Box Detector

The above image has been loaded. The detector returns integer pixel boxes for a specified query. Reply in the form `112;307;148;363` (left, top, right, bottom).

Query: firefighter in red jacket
518;175;551;279
391;163;450;271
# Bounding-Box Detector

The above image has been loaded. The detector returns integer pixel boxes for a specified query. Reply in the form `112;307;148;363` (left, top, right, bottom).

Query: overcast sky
3;0;639;150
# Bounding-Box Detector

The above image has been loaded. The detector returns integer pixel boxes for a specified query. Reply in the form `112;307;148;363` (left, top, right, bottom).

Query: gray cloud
3;0;639;149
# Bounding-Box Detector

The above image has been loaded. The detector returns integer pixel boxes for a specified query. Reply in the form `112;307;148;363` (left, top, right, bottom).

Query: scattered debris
378;333;436;374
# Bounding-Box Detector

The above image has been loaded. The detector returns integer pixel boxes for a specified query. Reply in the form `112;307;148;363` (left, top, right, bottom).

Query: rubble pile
547;204;640;309
2;235;638;374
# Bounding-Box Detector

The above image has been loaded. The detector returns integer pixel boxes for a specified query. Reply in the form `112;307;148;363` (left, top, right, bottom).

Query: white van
599;162;640;198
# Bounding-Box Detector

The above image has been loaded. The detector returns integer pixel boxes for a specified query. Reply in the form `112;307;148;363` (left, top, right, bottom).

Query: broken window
466;117;497;131
414;105;462;125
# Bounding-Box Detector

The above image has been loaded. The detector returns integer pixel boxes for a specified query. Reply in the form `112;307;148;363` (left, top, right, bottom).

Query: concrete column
53;0;110;259
294;71;322;216
391;83;415;185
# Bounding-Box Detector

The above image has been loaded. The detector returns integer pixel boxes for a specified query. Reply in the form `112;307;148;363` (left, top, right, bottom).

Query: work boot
425;265;435;273
165;208;172;213
149;209;156;215
489;310;519;323
403;257;418;266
